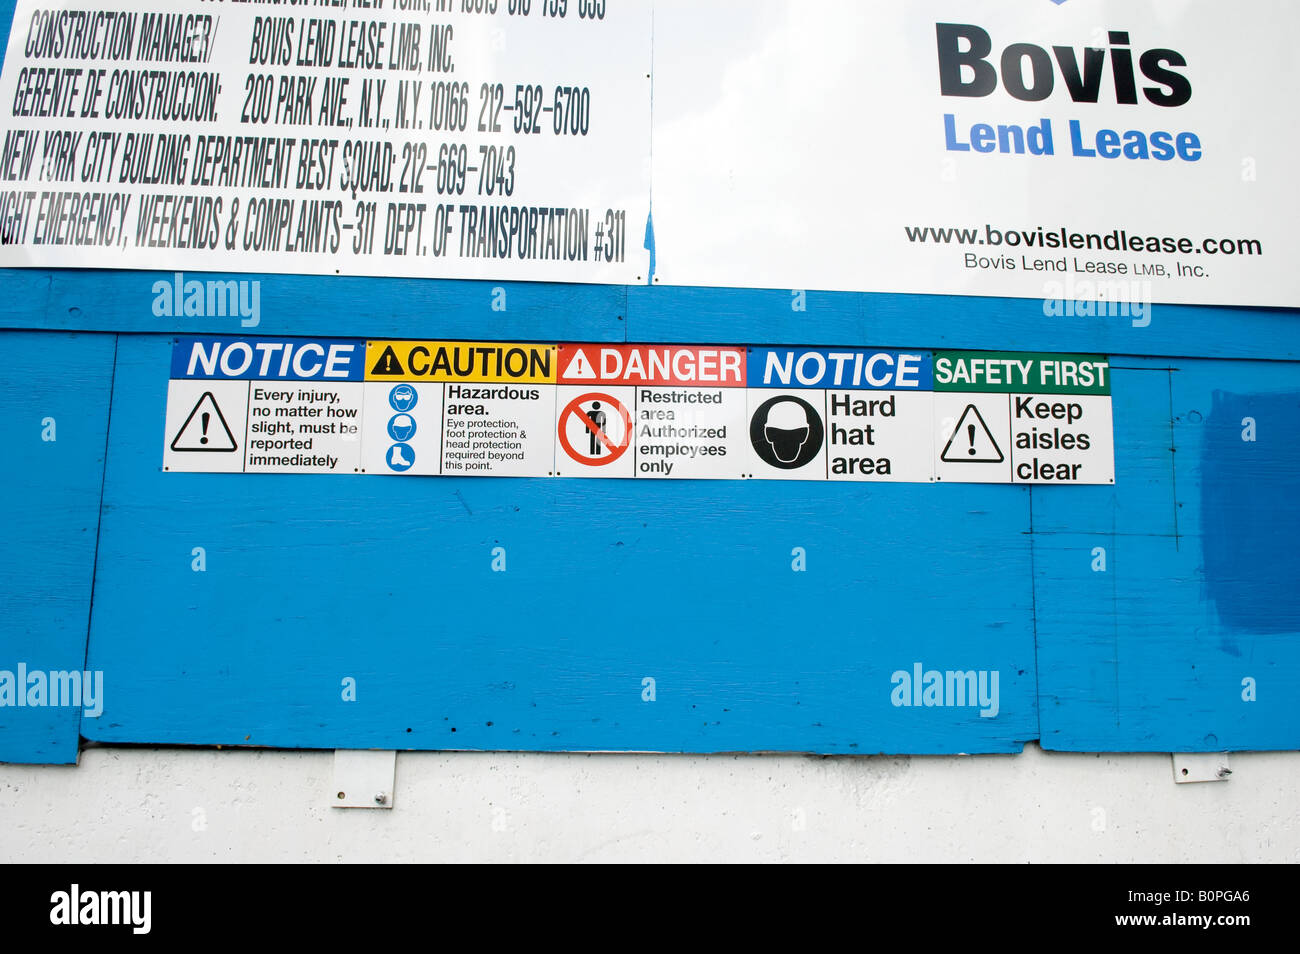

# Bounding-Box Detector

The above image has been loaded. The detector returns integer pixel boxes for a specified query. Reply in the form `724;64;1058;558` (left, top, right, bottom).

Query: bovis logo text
936;22;1201;162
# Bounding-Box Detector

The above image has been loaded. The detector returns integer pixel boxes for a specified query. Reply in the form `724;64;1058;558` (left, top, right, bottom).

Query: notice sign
164;338;1114;484
0;0;651;283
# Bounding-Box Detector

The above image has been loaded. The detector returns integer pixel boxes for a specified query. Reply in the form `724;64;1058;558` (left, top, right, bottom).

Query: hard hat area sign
163;339;1114;484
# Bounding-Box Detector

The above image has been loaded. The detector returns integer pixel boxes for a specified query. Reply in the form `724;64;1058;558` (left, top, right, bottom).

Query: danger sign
558;345;746;387
558;392;632;466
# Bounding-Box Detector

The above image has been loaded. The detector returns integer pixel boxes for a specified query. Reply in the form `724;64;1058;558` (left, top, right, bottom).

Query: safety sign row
163;338;1115;484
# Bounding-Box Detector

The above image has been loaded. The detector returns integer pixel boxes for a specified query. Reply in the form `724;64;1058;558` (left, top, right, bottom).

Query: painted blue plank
628;286;1300;362
861;295;1300;364
1035;358;1300;751
83;335;1037;754
627;286;866;346
0;331;115;764
0;271;628;343
0;271;1298;362
1192;381;1300;636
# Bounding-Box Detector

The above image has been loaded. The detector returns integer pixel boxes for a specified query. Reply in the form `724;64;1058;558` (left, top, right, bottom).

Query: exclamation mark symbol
967;423;976;456
384;352;394;373
201;412;210;445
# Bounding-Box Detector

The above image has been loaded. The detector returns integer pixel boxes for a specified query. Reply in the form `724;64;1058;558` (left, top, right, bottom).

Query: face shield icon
763;399;811;463
388;414;416;442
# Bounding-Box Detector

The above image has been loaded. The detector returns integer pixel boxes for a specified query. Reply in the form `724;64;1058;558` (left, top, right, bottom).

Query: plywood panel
0;332;115;763
82;335;1038;754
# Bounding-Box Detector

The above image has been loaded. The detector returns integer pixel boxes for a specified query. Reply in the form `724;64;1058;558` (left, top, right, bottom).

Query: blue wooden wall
2;279;1298;762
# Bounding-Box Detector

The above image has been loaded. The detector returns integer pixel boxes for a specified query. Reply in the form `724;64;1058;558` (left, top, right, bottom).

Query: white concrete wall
2;744;1297;863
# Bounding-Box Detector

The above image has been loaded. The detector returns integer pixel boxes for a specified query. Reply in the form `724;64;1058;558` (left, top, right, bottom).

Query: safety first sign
163;338;1114;484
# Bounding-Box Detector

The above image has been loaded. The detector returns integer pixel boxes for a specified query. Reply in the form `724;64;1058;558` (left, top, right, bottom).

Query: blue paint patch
1202;390;1300;635
1037;365;1300;752
643;210;656;285
0;3;15;74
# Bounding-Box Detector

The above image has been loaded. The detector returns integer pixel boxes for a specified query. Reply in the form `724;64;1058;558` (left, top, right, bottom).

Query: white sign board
649;0;1300;308
0;0;652;283
163;338;1116;485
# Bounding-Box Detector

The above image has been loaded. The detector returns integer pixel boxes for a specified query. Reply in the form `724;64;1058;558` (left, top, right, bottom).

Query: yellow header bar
364;341;556;383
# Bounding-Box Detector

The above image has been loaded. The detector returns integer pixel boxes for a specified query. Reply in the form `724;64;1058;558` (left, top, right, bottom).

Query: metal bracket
331;750;396;808
1172;752;1231;784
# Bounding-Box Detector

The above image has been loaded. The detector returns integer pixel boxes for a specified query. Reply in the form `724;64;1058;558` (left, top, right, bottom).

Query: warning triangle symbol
562;347;596;380
171;392;238;453
941;404;1004;463
370;345;404;376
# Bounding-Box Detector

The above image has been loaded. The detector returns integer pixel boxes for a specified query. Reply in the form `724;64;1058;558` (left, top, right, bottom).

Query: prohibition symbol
558;392;632;466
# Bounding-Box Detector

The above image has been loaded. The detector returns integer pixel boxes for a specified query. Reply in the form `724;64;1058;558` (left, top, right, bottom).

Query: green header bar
933;351;1110;395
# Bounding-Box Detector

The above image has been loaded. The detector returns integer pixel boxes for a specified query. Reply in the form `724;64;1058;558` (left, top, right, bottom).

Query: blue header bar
748;348;933;390
171;337;366;381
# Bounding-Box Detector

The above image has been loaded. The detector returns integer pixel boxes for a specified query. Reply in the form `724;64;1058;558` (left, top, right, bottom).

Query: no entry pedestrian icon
558;392;631;466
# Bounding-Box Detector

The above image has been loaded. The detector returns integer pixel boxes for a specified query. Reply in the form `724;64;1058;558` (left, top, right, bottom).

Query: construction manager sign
0;1;1296;307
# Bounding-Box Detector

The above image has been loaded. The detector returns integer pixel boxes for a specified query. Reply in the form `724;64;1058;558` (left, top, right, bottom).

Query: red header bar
557;345;747;387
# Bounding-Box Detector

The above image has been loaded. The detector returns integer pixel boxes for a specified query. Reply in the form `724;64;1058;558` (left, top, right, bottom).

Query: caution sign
941;404;1004;464
364;341;557;383
171;392;237;453
370;345;404;377
557;392;633;468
